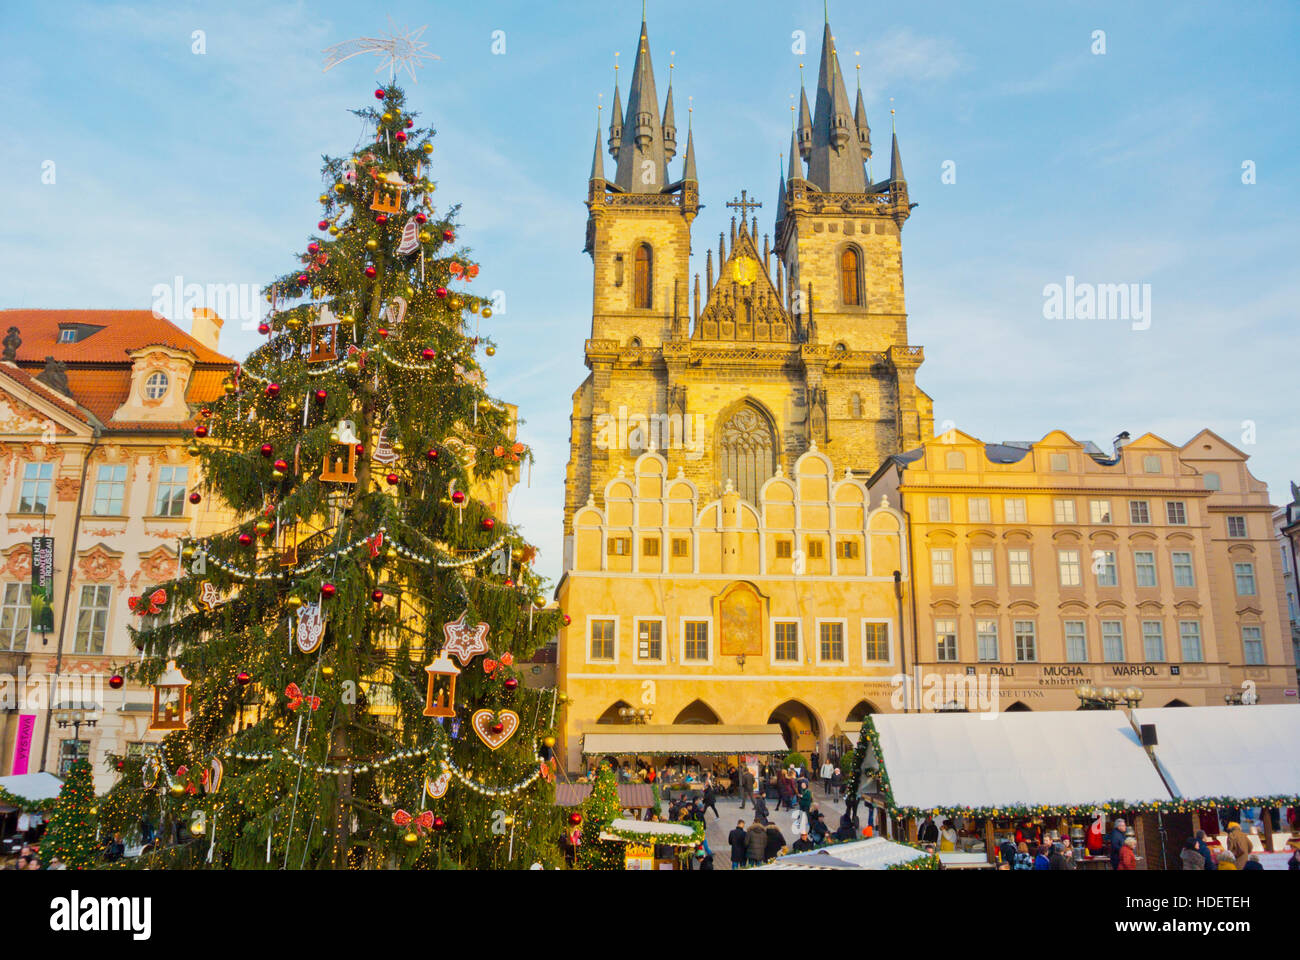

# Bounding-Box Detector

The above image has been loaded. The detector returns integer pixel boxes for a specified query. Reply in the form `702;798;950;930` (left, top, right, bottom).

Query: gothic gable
694;226;794;344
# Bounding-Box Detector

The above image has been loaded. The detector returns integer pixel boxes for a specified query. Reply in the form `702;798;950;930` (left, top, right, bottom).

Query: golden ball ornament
333;183;346;194
181;546;196;560
286;317;302;330
381;112;393;123
329;226;340;236
255;519;273;535
405;286;414;297
391;440;405;453
449;296;462;310
187;444;201;456
286;596;303;612
403;831;419;846
366;239;378;251
422;143;433;155
319;194;329;204
311;286;322;298
543;736;556;749
271;470;284;480
169;782;186;797
223;382;235;395
345;360;361;374
481;307;493;319
468;302;480;314
329;431;340;443
485;345;496;357
418;231;431;243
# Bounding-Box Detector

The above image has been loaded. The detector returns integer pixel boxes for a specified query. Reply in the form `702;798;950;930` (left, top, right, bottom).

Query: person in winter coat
746;821;768;865
751;792;770;823
1242;854;1264;871
764;822;787;862
918;815;940;845
829;767;843;801
834;812;857;842
728;820;749;869
1226;822;1252;869
1195;830;1214;869
776;773;795;811
798;783;814;815
1108;819;1128;870
999;840;1018;867
1048;843;1069;870
1117;837;1138;870
1214;849;1237;870
702;777;720;820
1180;838;1205;870
819;759;834;793
1033;845;1052;870
1013;842;1033;870
738;769;755;809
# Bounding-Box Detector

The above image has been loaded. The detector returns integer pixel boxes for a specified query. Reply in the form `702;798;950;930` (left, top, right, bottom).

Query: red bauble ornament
317;220;329;231
314;389;327;402
568;812;582;826
376;213;388;224
377;328;389;339
236;672;251;686
386;473;400;486
563;614;572;626
307;242;320;254
451;491;466;505
321;583;337;599
415;212;427;224
505;578;515;587
274;459;288;472
481;518;495;531
504;677;518;691
296;274;308;286
108;673;124;690
490;721;504;734
257;322;271;335
194;425;209;438
265;383;281;397
432;816;446;831
371;589;384;603
189;492;201;504
200;407;212;419
394;131;407;142
374;88;385;99
354;443;365;456
365;266;377;278
443;229;455;242
421;347;436;360
238;533;253;546
260;443;274;458
425;448;439;461
434;286;447;299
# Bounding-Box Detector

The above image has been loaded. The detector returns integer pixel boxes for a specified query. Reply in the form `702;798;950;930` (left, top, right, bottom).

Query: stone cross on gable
726;190;762;221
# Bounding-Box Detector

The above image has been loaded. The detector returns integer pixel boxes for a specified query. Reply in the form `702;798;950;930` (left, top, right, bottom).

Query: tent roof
871;711;1171;810
553;783;657;808
582;724;788;756
1131;704;1300;801
757;837;930;871
0;772;64;803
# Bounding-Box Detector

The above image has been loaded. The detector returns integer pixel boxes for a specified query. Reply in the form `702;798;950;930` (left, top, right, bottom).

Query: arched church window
634;244;653;309
840;247;862;306
851;392;862;418
718;403;776;504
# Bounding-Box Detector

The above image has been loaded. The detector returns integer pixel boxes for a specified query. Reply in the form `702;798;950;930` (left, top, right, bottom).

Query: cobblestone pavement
698;787;850;869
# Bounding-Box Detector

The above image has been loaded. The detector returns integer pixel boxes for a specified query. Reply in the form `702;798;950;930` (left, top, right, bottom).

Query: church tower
564;13;932;563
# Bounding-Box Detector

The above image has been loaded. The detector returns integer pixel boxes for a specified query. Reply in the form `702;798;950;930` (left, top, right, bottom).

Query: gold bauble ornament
89;806;98;816
543;736;556;748
319;194;329;204
485;345;496;357
449;296;462;310
223;382;235;395
405;286;414;297
181;546;196;560
329;225;340;236
481;307;493;319
333;183;346;194
169;782;186;797
418;231;431;243
366;239;378;251
345;360;361;374
468;302;480;314
382;112;393;123
329;431;340;443
286;317;302;330
271;469;284;480
391;440;405;453
403;831;419;845
422;143;433;155
255;520;273;535
187;444;201;456
286;596;303;612
311;286;323;298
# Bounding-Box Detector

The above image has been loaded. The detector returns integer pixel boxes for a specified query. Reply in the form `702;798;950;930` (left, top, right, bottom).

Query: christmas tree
42;759;99;869
103;84;564;870
577;763;624;870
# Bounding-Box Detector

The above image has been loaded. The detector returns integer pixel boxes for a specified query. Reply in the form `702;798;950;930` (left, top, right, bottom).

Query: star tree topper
442;612;490;665
322;21;439;84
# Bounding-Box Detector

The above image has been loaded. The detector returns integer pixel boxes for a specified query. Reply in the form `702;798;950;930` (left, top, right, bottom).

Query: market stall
554;782;658;819
0;772;63;855
580;724;789;793
596;818;701;870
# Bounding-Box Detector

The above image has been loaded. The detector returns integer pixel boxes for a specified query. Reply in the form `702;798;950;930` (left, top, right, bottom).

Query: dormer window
144;371;170;400
58;329;77;343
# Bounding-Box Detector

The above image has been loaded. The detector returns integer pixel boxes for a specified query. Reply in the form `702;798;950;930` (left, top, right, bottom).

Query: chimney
190;309;223;352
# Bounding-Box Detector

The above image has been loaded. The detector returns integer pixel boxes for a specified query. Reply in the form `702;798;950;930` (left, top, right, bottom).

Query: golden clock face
731;255;759;287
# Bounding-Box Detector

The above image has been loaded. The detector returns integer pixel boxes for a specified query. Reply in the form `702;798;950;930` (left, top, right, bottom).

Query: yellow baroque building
556;449;909;772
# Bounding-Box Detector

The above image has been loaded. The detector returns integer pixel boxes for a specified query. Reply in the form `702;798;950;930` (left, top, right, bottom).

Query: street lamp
53;701;100;738
1076;684;1143;710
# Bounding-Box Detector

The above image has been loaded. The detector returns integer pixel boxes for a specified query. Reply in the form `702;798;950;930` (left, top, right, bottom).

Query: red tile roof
0;310;234;432
0;363;93;426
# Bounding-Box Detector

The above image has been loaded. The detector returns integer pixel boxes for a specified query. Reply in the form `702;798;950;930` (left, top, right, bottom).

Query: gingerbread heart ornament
471;709;520;751
424;768;452;799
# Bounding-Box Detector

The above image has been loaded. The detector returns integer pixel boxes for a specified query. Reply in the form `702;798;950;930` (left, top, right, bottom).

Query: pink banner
11;714;36;776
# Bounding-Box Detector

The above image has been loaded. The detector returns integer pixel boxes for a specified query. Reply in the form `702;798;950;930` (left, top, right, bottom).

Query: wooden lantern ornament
423;652;461;719
320;419;359;484
149;660;191;731
308;305;340;363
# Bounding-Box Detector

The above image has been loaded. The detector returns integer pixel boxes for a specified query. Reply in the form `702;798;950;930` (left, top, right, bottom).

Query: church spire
612;15;669;193
607;60;623;159
682;121;698;183
662;61;678;162
805;19;868;193
590;114;605;182
796;73;813;159
854;74;872;160
889;112;906;185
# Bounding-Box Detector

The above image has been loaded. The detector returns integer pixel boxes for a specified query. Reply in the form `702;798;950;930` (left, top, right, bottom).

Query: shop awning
554;783;657;808
581;724;788;757
870;711;1171;812
1131;704;1300;802
598;818;699;846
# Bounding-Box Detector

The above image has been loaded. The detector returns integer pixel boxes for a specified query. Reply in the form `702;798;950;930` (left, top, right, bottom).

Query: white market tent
0;772;64;810
1130;704;1300;801
756;837;930;871
582;724;788;757
871;710;1171;811
598;818;699;846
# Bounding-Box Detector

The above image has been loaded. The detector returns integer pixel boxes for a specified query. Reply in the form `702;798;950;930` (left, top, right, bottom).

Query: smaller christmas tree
577;763;623;870
41;759;99;869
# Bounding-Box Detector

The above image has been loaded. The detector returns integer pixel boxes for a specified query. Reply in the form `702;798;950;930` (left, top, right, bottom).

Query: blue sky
2;1;1297;585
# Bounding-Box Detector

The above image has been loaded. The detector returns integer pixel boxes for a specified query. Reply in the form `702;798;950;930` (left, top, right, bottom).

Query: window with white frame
589;619;615;660
1129;501;1151;524
1227;516;1247;538
931;548;954;586
0;583;31;651
144;371;170;400
976;619;998;661
928;497;951;522
1065;620;1088;662
1004;498;1027;523
862;622;889;662
1165;501;1187;525
58;739;90;777
774;622;799;663
18;462;54;514
1053;499;1076;524
684;621;710;662
1014;621;1037;662
818;622;845;663
154;465;189;517
1058;550;1082;587
935;619;957;662
636;620;663;661
967;497;991;523
1089;500;1112;524
1101;620;1125;662
92;464;128;515
1179;621;1203;662
1172;551;1195;588
971;548;995;586
1242;625;1264;665
1234;562;1257;596
1134;551;1158;588
1142;621;1165;662
1008;549;1032;586
74;585;112;654
1095;550;1118;587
